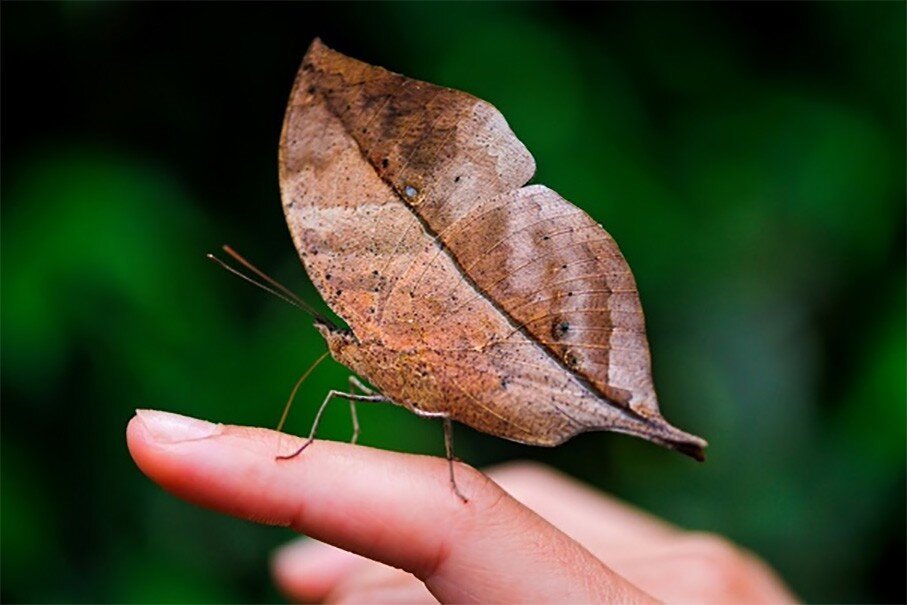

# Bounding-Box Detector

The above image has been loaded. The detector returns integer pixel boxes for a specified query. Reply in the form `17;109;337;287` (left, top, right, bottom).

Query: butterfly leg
276;389;388;461
346;375;377;445
443;417;469;503
409;408;468;503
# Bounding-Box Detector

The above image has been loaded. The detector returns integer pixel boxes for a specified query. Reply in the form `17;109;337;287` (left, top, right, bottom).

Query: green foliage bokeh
2;2;904;603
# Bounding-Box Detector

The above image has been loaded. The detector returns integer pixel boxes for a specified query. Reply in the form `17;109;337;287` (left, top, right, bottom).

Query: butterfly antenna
207;246;335;327
222;245;306;307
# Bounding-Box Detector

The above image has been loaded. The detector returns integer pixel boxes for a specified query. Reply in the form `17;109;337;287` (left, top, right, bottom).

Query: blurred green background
2;2;904;603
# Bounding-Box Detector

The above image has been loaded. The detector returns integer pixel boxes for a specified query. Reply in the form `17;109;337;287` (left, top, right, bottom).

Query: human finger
486;461;679;557
272;539;369;603
487;463;796;603
275;461;676;602
127;410;654;604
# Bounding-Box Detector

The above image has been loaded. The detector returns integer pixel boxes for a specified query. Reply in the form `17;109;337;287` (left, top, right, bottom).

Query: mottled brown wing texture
280;39;706;458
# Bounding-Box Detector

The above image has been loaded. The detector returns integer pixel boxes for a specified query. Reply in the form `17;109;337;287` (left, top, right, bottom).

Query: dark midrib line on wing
311;91;655;428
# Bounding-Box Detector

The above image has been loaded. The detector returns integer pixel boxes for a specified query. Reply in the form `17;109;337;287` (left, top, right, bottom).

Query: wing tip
308;37;325;52
669;438;708;462
656;425;709;462
610;413;709;462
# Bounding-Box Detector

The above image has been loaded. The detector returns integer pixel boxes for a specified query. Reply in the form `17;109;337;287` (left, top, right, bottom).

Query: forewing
281;40;706;456
298;40;658;418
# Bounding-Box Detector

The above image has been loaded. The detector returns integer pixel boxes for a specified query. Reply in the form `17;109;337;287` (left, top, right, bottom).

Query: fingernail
135;409;223;443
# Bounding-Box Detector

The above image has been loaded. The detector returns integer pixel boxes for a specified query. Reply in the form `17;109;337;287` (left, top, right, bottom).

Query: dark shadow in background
2;2;904;603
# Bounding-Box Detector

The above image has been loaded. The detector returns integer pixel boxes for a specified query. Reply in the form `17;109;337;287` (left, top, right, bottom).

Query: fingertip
126;411;157;477
126;412;147;451
127;410;212;490
125;410;256;519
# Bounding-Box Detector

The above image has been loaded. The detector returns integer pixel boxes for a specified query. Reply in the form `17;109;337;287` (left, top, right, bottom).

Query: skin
127;409;795;604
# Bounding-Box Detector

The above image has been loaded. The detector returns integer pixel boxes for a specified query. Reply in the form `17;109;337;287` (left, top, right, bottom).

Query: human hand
127;410;795;603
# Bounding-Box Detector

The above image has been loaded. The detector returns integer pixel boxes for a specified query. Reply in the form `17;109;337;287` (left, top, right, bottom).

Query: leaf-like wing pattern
280;39;706;458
